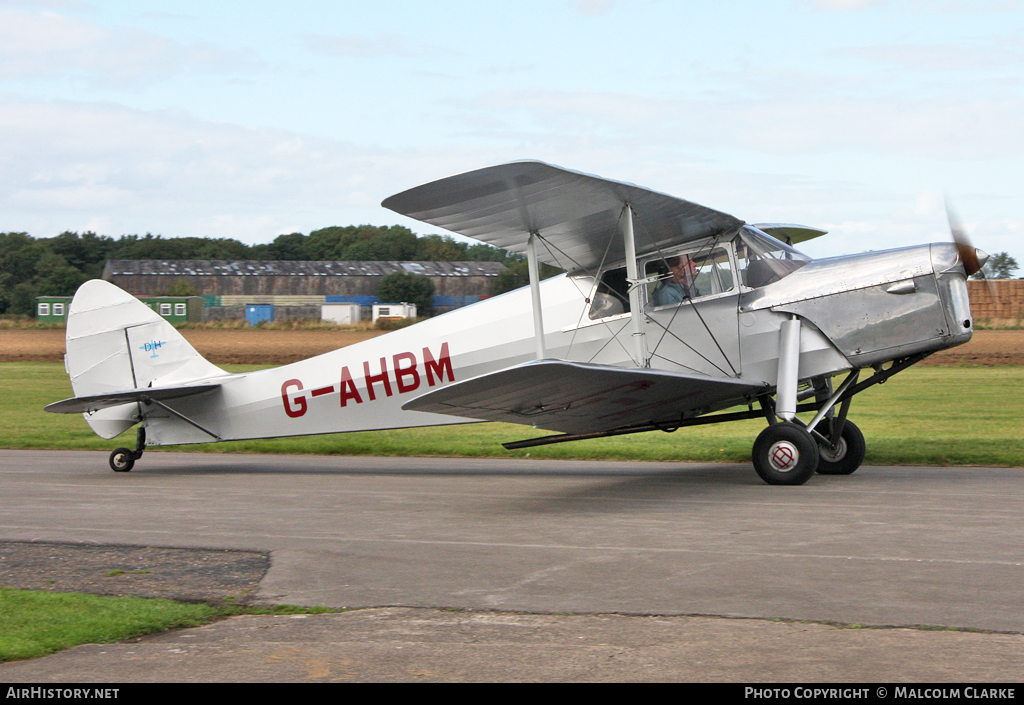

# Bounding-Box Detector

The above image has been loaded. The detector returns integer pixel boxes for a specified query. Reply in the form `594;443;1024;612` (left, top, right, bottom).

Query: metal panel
432;295;479;307
325;295;379;305
740;245;935;312
738;309;852;385
645;294;741;378
773;275;949;366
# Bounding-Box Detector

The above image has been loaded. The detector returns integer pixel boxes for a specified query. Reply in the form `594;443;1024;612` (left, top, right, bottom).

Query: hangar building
102;260;508;321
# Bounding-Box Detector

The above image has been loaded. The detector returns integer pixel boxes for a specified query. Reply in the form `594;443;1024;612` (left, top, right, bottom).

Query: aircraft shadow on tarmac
130;455;759;480
499;468;791;515
130;456;786;515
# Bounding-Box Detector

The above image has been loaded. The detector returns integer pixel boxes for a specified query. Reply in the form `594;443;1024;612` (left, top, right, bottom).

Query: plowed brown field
0;327;1020;366
0;329;385;365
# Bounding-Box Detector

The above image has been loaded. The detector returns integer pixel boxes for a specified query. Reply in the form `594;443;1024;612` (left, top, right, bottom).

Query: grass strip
3;362;1022;467
0;587;340;663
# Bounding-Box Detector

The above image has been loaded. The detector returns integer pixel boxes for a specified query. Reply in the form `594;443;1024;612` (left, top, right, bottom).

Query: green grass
0;588;219;662
0;588;342;663
4;362;1023;467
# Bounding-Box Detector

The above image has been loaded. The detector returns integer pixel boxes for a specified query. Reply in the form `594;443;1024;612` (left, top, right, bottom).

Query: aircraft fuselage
140;240;971;447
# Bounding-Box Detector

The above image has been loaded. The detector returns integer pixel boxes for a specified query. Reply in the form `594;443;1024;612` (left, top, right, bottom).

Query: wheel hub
768;440;799;472
820;437;848;463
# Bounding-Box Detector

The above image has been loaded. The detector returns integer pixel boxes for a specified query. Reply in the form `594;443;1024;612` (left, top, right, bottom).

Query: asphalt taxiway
2;449;1022;682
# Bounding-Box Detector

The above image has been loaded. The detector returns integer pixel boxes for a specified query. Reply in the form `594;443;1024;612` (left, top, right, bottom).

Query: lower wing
403;359;768;435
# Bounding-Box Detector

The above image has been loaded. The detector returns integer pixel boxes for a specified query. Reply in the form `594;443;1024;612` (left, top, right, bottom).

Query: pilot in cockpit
652;254;700;306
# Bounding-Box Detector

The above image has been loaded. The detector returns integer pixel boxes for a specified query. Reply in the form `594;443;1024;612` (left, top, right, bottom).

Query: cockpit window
737;225;811;288
588;266;630;319
644;248;735;307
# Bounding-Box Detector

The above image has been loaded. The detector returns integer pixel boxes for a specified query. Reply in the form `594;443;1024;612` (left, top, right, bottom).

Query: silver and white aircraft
46;161;985;485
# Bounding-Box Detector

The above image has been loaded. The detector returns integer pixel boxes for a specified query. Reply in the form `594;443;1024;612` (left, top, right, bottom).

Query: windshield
737;225;812;288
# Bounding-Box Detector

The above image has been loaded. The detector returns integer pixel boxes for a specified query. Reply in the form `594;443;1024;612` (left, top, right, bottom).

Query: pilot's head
666;254;697;283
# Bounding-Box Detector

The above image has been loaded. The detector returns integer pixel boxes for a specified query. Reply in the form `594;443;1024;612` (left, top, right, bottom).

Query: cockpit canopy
737;225;812;288
587;226;813;320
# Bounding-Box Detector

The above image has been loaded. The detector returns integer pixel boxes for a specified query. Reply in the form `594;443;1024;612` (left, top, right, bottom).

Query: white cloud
466;85;1024;160
0;0;94;10
910;191;945;219
571;0;615;16
301;32;446;59
801;0;888;10
0;7;262;88
0;94;497;241
835;42;1024;71
0;88;1017;261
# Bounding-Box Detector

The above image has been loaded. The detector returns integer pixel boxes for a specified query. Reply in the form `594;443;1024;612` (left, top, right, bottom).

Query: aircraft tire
752;423;819;485
816;421;866;475
109;448;135;473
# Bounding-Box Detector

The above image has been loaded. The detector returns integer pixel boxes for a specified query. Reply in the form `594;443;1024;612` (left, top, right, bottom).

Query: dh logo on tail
139;340;166;358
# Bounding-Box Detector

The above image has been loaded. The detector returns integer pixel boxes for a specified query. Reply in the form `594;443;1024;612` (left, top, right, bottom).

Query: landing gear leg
109;427;145;473
807;376;866;475
751;317;818;485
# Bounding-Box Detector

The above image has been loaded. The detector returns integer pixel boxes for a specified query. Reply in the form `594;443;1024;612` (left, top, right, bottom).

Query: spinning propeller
945;199;989;278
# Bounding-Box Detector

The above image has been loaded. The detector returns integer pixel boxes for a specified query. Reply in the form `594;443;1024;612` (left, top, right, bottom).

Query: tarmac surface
1;449;1023;682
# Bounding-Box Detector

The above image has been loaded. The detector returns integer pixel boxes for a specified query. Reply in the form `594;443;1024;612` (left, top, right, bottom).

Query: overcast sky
1;0;1021;264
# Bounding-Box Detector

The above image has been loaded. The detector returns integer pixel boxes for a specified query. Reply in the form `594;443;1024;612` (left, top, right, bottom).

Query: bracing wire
535;229;634;363
630;211;740;377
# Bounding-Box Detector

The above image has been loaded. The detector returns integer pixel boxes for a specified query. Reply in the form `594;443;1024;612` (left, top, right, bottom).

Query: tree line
16;225;1008;318
973;252;1019;281
0;226;561;316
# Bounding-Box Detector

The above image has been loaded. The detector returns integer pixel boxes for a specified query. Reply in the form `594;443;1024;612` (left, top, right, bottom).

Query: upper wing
382;161;744;273
402;359;767;435
751;223;828;246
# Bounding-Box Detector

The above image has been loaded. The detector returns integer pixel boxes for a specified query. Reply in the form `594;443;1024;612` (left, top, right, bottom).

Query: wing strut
622;204;649;368
526;231;546;360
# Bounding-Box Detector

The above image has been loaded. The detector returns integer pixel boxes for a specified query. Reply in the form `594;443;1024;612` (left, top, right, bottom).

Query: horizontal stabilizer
45;383;221;415
402;359;767;435
383;161;744;273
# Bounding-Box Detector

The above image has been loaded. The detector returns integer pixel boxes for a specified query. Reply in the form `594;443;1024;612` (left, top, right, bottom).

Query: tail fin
65;280;226;439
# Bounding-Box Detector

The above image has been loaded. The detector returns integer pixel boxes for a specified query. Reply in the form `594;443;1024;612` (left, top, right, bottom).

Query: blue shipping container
245;304;274;326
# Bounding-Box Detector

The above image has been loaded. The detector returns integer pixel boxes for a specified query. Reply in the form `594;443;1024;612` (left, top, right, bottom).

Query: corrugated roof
105;260;507;277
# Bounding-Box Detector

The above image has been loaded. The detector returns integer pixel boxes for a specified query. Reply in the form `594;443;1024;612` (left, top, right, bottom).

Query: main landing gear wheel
752;422;819;485
109;448;136;472
816;420;866;475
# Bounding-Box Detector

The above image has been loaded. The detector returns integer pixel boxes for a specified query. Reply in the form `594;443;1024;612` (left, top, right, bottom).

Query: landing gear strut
109;427;145;473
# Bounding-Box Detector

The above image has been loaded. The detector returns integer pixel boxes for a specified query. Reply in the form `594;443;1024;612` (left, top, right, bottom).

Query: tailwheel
752;422;819;485
109;448;136;472
109;427;145;473
816;420;866;475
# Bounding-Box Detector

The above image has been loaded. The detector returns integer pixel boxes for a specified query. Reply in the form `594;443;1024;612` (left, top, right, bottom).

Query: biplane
46;161;985;484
